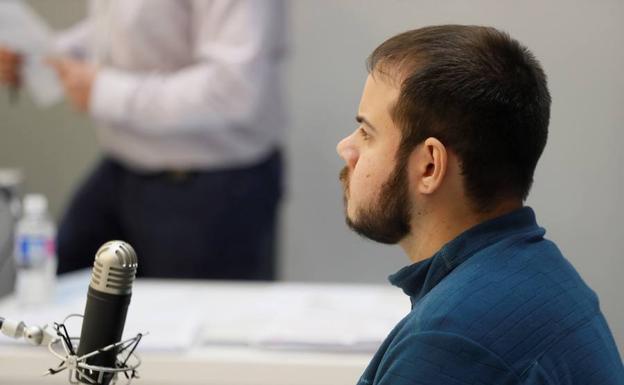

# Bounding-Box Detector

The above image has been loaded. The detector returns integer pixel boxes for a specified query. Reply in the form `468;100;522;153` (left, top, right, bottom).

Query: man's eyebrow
355;115;378;132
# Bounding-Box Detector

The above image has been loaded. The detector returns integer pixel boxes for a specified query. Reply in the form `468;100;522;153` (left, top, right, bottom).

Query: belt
161;170;196;182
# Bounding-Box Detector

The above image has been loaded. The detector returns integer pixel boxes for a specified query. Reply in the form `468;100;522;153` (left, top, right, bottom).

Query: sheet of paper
0;0;63;107
124;284;204;351
198;283;408;352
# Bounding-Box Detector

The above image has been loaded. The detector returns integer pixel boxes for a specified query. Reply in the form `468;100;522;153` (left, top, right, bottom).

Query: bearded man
337;25;624;385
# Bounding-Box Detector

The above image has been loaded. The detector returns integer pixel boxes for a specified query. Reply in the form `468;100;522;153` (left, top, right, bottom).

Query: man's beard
339;162;412;244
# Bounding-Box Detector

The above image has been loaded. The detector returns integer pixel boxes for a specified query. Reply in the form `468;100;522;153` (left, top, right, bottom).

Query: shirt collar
388;206;543;303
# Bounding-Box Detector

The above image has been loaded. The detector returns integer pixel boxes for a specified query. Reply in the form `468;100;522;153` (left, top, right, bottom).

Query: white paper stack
197;283;407;352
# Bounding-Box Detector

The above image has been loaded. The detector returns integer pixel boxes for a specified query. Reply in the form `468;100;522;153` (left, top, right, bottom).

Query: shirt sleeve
89;0;283;137
52;19;93;59
372;332;530;385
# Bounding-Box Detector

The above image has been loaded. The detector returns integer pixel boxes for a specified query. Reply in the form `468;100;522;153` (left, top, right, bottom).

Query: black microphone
76;241;138;385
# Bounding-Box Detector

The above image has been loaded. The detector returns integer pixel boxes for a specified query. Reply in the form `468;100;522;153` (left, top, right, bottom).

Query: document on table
0;0;63;107
198;283;408;353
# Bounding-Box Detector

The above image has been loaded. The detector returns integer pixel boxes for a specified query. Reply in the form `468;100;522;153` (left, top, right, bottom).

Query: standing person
337;25;624;384
0;0;287;280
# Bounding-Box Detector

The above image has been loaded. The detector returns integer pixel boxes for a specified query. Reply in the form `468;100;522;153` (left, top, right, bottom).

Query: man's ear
409;137;448;195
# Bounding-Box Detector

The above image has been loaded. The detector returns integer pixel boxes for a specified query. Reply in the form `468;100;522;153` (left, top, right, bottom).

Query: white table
0;272;408;385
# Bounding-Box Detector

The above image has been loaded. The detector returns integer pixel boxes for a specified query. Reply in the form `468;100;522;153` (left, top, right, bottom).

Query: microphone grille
90;241;138;295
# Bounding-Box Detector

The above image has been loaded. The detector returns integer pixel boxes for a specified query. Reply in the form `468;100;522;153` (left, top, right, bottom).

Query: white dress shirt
54;0;287;171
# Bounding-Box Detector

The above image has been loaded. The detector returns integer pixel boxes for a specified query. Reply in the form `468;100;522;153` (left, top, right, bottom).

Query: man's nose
336;135;358;169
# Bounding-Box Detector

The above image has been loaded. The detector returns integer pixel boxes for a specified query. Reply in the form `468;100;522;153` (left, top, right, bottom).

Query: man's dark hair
367;25;551;212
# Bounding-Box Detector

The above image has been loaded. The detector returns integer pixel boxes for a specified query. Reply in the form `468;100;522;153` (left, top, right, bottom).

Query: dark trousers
56;151;282;280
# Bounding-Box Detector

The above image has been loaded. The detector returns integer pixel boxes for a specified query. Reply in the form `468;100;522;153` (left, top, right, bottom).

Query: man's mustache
339;166;350;196
339;166;349;184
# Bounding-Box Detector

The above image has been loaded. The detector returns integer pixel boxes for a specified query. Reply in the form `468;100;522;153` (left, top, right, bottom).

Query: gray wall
0;1;622;352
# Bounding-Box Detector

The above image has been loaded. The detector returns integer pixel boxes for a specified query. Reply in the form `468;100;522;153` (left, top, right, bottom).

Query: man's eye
359;127;370;141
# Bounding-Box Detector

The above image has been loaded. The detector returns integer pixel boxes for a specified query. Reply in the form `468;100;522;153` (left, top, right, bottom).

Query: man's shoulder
405;237;604;374
418;236;597;321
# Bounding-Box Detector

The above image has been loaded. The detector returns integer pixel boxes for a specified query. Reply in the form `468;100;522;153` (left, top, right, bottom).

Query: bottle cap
23;194;48;215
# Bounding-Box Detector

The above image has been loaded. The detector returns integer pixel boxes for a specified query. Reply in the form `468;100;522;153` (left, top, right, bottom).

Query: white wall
0;0;621;352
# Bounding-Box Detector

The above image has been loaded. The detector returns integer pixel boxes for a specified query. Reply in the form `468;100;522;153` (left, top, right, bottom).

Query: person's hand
0;45;22;88
47;56;97;112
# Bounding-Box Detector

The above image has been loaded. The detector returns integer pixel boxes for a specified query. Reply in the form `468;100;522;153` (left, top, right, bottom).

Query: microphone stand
1;314;145;385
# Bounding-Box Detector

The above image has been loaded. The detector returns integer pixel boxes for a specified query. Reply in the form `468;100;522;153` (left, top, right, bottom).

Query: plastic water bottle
13;194;57;306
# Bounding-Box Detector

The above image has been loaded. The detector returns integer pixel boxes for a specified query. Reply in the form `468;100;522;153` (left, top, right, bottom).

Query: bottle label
15;235;55;267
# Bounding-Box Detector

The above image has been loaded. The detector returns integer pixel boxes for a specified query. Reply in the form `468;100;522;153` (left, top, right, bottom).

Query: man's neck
399;200;522;263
